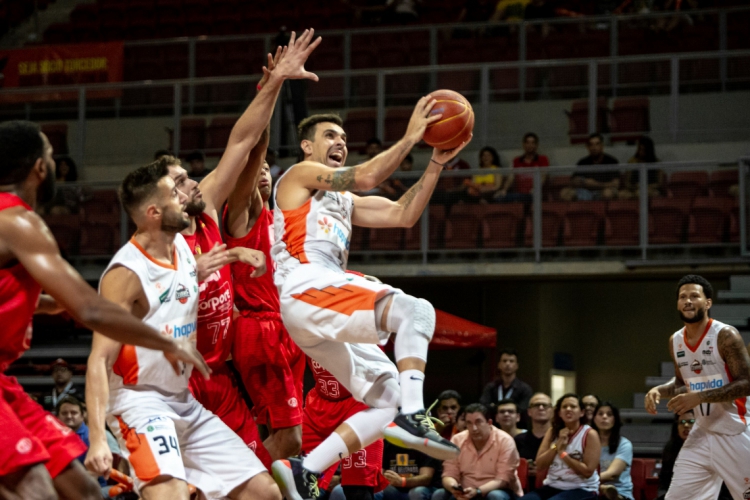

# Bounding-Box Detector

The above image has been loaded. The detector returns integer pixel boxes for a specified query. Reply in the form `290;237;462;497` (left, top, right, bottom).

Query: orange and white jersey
673;318;749;435
271;165;354;283
101;234;199;413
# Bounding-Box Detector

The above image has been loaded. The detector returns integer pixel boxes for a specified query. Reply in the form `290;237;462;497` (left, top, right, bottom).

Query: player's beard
680;306;707;324
185;198;206;217
161;208;190;233
37;162;56;205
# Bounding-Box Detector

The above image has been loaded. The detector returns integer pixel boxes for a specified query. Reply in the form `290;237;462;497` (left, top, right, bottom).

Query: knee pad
363;376;401;409
384;294;435;363
344;407;398;448
342;486;374;500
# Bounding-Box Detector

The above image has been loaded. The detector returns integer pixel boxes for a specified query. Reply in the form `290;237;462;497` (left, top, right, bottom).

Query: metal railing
42;161;745;268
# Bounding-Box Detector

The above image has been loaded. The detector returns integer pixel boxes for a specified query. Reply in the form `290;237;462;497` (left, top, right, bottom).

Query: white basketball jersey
545;424;600;492
672;318;749;435
271;165;354;281
101;235;199;412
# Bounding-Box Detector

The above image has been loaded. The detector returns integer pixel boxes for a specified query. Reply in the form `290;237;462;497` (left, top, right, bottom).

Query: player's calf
230;471;282;500
268;425;302;460
51;460;101;500
140;475;191;500
0;464;58;500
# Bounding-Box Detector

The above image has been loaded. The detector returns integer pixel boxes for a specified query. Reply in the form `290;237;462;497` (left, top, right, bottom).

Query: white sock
302;432;349;474
399;369;425;414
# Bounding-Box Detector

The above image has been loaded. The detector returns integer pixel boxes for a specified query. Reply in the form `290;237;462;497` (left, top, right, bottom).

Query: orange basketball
423;89;474;150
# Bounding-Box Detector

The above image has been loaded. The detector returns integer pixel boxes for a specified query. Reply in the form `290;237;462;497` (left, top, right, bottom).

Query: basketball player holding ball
270;94;472;500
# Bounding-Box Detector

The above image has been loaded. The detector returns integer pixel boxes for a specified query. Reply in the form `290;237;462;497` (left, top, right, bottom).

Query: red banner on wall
0;42;124;103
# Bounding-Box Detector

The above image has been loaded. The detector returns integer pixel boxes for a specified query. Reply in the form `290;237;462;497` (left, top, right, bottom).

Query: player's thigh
52;459;101;500
665;429;721;500
140;475;190;500
711;430;750;500
228;470;281;500
0;463;57;500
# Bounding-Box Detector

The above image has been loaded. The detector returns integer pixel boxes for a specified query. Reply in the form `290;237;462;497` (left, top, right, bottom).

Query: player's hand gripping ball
423;89;474;150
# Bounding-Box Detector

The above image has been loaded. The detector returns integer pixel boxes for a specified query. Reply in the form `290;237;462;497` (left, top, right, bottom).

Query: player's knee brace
344;407;398;448
342;486;375;500
384;293;435;363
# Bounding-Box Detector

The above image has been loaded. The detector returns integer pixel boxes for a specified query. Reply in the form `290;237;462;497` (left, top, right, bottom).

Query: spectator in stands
267;148;282;178
42;358;85;414
186;150;210;179
480;348;533;414
514;393;553;483
495;399;526;437
581;394;599;425
379;441;438;500
619;136;664;200
560;133;620;202
495;132;550;203
45;155;85;215
436;403;524;500
435;155;472;206
657;410;694;498
491;0;530;23
522;393;601;500
462;147;502;203
592;402;634;500
366;137;383;159
436;389;463;439
455;407;467;433
457;0;498;23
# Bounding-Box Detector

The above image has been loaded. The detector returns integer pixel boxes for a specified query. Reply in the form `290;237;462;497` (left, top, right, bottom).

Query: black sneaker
271;458;320;500
383;410;460;461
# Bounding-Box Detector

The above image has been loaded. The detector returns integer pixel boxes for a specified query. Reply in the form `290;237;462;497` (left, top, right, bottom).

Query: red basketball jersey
308;356;352;401
223;206;280;314
182;213;234;367
0;193;42;372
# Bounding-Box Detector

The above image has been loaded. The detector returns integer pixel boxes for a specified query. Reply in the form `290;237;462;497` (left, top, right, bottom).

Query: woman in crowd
44;156;88;215
619;136;664;200
581;394;599;425
462;146;503;202
521;393;600;500
657;410;693;498
592;402;633;500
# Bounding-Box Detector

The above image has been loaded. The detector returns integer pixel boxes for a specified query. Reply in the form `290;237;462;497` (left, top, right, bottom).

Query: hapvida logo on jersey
162;320;197;339
688;376;724;392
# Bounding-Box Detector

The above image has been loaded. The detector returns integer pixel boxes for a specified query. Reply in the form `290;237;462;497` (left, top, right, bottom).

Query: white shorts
108;391;265;499
279;264;400;402
666;423;750;500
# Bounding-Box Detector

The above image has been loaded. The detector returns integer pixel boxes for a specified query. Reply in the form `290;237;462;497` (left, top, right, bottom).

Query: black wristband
430;158;447;167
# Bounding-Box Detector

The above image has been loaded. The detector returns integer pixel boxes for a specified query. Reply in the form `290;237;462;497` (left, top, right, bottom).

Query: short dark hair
153;149;172;160
366;137;382;147
0;120;44;185
438;390;462;405
56;395;85;414
677;275;713;301
119;158;171;218
496;398;518;412
479;146;501;168
297;113;344;142
185;150;205;163
499;348;518;359
523;132;539;142
464;403;490;420
587;132;604;143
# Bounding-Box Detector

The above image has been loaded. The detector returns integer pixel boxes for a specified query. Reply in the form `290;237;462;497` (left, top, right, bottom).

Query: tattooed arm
645;335;688;414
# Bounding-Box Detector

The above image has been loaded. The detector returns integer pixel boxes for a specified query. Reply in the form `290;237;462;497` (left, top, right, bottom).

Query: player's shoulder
0;205;45;233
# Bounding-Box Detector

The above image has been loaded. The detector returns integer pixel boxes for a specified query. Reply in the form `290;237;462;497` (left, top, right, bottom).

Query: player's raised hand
431;133;473;166
644;387;661;415
404;95;441;144
85;439;113;479
272;28;322;82
196;243;232;281
164;337;211;380
258;45;284;90
667;392;701;415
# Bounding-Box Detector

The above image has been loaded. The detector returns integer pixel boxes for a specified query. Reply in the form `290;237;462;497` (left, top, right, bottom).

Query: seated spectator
619;136;664;200
462;147;502;203
581;394;599;425
592;402;633;500
366;137;383;159
491;0;530;23
480;348;533;416
521;393;600;500
186;150;211;179
382;154;418;200
514;393;553;483
435;155;472;205
560;134;620;202
378;441;438;500
657;410;694;497
496;133;549;203
495;399;525;437
436;403;524;500
267;148;282;178
436;390;463;439
44;156;86;215
43;358;85;414
57;396;108;490
455;408;467;433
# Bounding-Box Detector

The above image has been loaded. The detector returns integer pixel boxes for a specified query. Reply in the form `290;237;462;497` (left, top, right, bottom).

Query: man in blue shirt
57;396;108;490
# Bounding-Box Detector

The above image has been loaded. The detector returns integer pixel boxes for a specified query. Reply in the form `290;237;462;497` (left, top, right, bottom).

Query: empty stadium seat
649;198;691;244
349;227;367;252
205;116;237;156
729;199;740;243
444;204;483;250
482;203;524;249
688;197;734;243
609;98;650;143
605;200;640;246
563;201;606;247
383;108;412;145
43;213;80;257
368;227;405;251
343;109;377;149
80;222;118;256
565;98;608;144
631;458;658;500
81;189;120;223
525;202;568;247
429;205;446;250
41;123;69;155
167;117;206;154
518;458;528;492
404;225;421;251
709;169;739;198
667;171;709;200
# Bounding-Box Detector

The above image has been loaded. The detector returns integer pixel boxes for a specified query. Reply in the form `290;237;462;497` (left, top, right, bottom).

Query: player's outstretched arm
286;96;442;195
199;30;321;220
225;127;271;238
669;326;750;414
85;331;119;479
350;138;471;228
0;210;210;377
